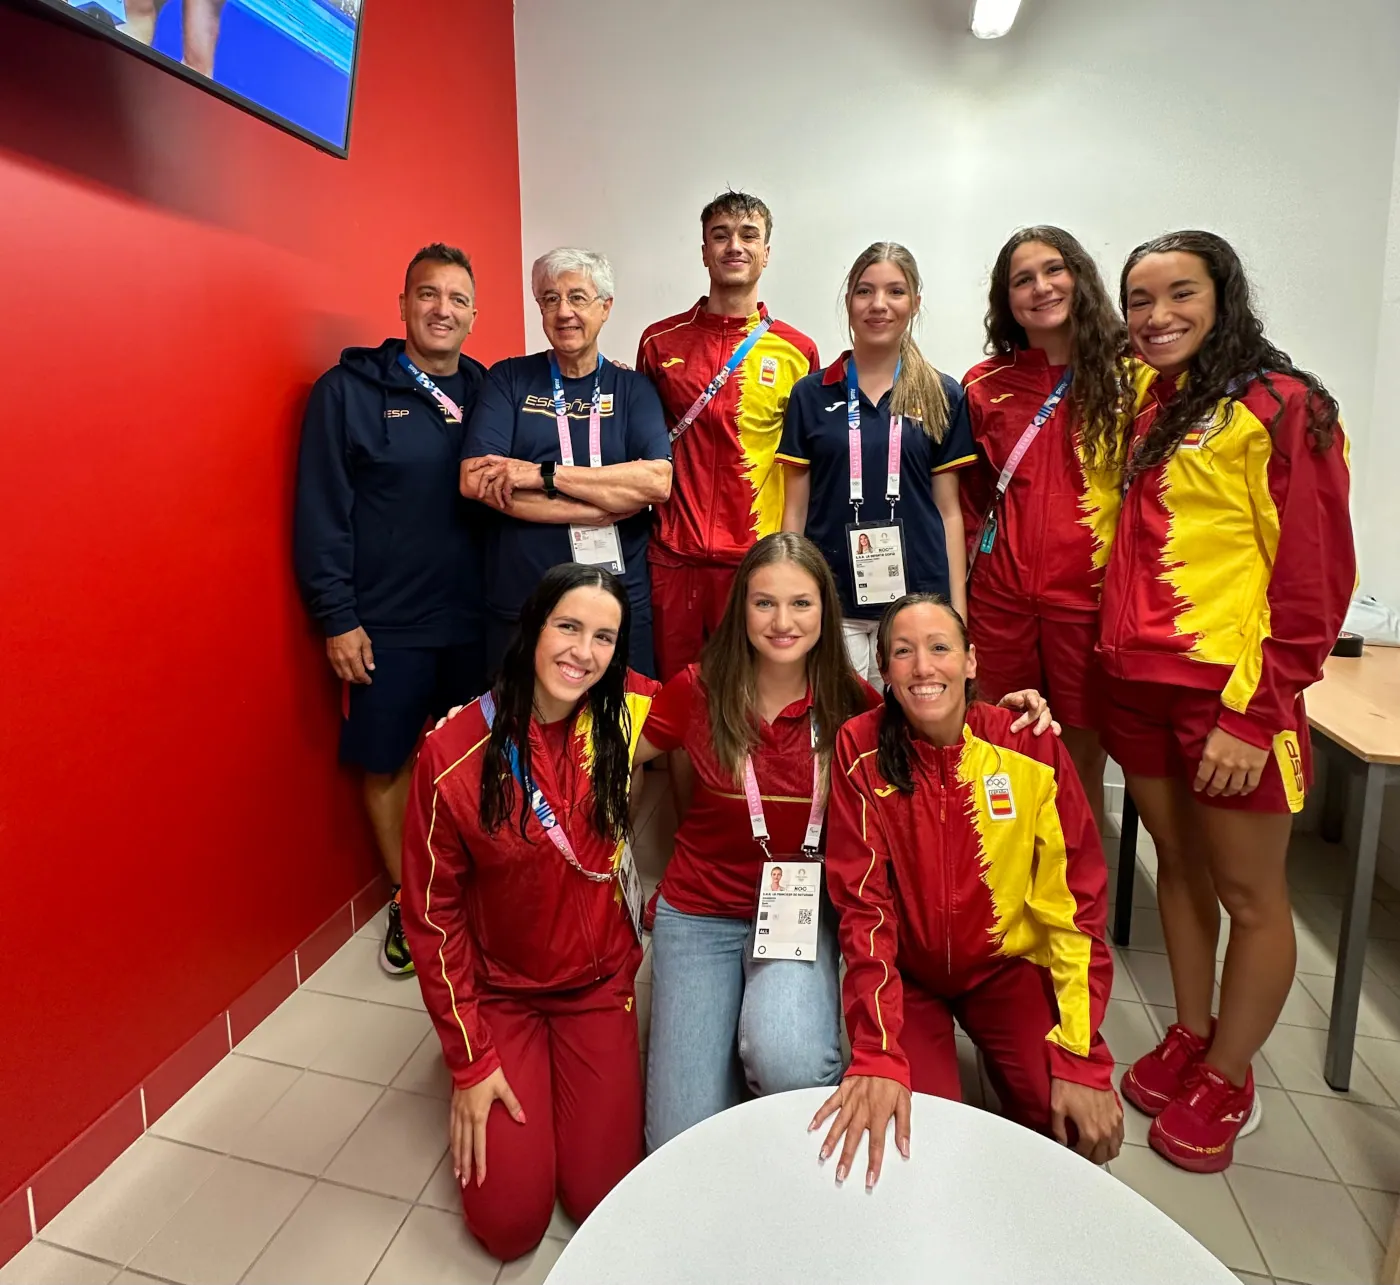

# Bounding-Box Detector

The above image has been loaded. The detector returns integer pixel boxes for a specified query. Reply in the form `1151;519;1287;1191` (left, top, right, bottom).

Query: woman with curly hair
961;226;1150;832
1102;231;1354;1172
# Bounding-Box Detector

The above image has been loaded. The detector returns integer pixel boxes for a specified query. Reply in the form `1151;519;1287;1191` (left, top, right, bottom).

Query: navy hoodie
294;338;487;648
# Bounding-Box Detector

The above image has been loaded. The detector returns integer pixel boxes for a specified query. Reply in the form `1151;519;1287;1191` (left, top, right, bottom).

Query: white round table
545;1088;1234;1284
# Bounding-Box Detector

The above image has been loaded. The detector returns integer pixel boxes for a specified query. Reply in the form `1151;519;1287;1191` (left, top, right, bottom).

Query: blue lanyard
548;353;604;468
669;314;774;443
397;352;463;422
478;692;613;881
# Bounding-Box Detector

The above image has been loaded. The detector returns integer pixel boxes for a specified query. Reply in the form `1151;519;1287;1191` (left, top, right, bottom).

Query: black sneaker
381;894;415;976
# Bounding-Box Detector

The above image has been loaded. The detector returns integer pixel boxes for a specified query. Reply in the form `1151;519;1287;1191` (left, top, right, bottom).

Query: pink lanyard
846;357;903;522
548;353;604;469
740;718;825;860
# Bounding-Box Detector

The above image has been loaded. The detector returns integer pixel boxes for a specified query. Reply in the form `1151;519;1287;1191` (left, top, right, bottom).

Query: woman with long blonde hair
779;242;976;687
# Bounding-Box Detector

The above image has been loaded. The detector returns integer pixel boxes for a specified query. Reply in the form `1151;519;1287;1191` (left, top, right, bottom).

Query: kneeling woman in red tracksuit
812;594;1122;1188
1105;232;1354;1172
400;564;658;1261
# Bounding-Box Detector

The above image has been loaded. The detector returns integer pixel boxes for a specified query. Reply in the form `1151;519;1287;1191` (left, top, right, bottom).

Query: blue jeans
645;893;845;1152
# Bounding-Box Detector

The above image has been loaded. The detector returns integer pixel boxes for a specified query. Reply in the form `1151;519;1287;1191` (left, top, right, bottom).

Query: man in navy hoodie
295;243;487;976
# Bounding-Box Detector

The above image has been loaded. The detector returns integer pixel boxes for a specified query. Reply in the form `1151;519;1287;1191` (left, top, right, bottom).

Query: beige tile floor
3;775;1397;1285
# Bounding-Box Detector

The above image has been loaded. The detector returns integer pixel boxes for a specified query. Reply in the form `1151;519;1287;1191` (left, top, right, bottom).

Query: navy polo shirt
463;353;671;620
777;352;976;620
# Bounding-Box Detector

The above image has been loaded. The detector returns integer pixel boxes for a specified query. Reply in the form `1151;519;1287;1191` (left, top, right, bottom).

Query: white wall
1364;99;1400;609
516;0;1400;532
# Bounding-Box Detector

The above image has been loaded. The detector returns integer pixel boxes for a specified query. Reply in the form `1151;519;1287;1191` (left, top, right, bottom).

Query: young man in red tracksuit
813;595;1120;1188
400;651;657;1261
637;190;820;681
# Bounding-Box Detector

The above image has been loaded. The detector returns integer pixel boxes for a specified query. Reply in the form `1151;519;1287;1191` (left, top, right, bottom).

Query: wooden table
1112;646;1400;1092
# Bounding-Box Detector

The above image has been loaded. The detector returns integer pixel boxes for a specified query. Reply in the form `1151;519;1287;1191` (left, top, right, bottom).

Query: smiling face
744;560;823;669
1007;240;1074;344
1124;250;1218;379
538;269;613;362
701;209;770;293
882;601;976;744
532;586;623;720
848;259;916;352
399;260;476;364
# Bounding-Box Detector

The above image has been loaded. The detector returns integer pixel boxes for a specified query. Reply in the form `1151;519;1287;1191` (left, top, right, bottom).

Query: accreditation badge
618;842;644;942
752;860;821;963
569;523;625;574
847;521;907;606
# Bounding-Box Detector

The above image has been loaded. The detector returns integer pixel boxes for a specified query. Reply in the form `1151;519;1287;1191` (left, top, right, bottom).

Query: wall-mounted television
24;0;363;156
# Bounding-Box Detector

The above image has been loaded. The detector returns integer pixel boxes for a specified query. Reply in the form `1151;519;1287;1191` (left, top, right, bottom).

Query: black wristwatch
540;460;559;498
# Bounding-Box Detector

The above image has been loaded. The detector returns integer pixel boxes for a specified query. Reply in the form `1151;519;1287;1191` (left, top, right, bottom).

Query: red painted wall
0;0;523;1202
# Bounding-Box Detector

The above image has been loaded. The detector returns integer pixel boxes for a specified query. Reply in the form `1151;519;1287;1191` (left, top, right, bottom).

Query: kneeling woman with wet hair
399;564;658;1262
813;593;1121;1189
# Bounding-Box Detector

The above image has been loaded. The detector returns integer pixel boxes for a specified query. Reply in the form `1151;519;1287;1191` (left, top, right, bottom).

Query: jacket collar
691;297;771;333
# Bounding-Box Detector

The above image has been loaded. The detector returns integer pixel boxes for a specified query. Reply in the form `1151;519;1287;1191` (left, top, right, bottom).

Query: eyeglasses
536;290;602;313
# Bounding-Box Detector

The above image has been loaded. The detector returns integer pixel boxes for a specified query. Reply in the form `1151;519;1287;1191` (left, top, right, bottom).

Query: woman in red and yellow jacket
961;226;1153;830
811;593;1121;1190
1102;231;1354;1173
400;563;658;1262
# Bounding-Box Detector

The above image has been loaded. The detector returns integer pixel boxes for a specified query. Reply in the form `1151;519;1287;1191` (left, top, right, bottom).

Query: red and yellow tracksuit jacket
399;673;658;1089
960;350;1157;614
1098;371;1355;750
637;300;819;566
827;702;1114;1092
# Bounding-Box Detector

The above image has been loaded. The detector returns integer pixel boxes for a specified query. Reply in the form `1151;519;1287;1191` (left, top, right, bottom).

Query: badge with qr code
752;860;821;962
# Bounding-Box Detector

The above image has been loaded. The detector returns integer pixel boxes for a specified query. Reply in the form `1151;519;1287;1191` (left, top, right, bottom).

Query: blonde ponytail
844;241;950;441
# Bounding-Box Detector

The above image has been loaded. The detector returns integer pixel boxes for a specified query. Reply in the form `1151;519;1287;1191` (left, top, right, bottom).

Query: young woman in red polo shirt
961;226;1151;832
399;563;659;1262
638;533;1057;1151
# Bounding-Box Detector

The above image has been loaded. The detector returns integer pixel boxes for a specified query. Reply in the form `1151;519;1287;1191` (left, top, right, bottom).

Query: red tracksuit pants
460;969;643;1262
901;957;1062;1133
650;560;739;682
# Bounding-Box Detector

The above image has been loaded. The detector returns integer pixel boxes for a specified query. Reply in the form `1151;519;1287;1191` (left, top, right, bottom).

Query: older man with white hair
462;248;672;676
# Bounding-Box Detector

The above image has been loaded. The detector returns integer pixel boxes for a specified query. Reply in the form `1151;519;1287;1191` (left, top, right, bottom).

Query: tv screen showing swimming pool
32;0;363;156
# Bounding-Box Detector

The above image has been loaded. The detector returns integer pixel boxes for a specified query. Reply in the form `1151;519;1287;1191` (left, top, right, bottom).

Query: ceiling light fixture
970;0;1023;39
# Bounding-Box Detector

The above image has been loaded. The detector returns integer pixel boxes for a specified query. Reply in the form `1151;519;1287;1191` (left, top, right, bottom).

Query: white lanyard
549;353;604;469
740;718;825;859
846;356;902;522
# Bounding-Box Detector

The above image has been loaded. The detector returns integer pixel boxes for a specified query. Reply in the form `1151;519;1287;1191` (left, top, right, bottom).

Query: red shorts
1098;676;1311;815
650;559;738;682
967;597;1099;730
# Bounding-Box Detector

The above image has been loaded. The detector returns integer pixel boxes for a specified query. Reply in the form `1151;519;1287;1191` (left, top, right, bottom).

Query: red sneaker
1148;1063;1261;1173
1121;1023;1210;1117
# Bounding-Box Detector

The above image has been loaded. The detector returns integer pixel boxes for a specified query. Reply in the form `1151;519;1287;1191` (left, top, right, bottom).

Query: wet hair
479;564;634;842
700;533;868;787
842;242;951;439
700;189;773;243
985;225;1134;469
874;593;977;795
1119;230;1339;482
405;243;475;294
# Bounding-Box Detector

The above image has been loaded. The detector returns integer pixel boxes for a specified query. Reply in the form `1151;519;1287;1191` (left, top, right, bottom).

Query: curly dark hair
479;564;634;844
873;594;978;796
1119;230;1339;482
985;226;1134;468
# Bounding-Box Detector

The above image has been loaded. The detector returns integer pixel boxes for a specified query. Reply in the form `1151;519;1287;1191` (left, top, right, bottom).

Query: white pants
841;618;883;691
